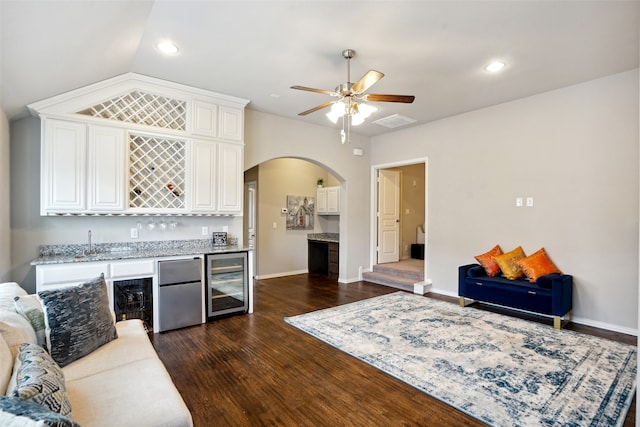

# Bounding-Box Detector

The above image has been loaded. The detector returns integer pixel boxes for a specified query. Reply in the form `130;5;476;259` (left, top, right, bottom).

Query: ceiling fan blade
298;101;335;116
291;85;338;96
364;94;415;103
351;70;384;93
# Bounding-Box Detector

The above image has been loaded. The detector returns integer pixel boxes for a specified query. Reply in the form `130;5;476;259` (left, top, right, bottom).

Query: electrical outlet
526;197;534;207
130;228;138;239
222;225;228;232
516;197;523;207
201;226;209;236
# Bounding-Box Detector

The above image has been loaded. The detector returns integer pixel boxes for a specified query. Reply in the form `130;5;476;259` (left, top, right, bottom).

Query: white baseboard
570;316;638;336
341;275;364;284
429;288;638;337
254;269;308;280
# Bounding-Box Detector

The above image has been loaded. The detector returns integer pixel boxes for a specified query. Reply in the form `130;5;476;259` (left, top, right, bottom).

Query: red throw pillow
474;245;503;277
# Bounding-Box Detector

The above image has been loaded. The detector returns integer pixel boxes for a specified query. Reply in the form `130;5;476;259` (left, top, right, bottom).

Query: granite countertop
307;233;339;243
31;239;253;266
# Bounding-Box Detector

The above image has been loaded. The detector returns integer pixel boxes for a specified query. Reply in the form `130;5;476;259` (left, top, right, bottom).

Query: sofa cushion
0;396;79;427
0;282;28;312
474;245;503;276
38;275;117;367
516;247;562;283
14;295;46;347
10;343;71;416
66;357;193;427
0;310;38;358
62;319;158;382
0;334;12;395
494;246;526;280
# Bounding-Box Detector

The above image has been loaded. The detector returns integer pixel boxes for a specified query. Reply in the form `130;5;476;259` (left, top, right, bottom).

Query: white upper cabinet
88;126;126;212
218;106;243;142
192;101;218;138
190;139;217;212
317;186;340;215
189;140;242;214
217;143;243;213
41;119;87;214
29;73;249;216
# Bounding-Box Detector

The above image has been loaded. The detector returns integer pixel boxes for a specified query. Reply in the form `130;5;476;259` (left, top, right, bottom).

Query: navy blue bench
458;263;573;329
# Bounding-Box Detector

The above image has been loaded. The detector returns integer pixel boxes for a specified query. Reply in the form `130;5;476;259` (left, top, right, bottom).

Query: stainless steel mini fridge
205;252;248;318
158;257;203;332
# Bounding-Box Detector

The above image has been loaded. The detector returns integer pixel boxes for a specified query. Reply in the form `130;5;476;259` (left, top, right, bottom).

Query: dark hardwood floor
149;274;636;427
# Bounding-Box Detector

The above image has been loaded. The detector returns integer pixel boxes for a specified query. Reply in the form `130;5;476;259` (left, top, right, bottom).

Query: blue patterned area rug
284;292;637;426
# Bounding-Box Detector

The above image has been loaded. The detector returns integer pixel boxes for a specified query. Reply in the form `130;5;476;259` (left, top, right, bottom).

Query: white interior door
377;169;400;264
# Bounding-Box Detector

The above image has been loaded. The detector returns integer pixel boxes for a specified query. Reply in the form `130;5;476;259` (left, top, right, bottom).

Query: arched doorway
244;157;343;280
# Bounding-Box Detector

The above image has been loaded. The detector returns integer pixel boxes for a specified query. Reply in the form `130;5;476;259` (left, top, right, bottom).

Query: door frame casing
369;157;429;280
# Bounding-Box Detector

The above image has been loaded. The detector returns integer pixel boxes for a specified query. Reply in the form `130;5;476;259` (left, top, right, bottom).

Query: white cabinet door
217;143;242;213
88;126;126;211
190;140;217;212
192;101;217;137
317;186;339;215
218;106;243;142
326;186;339;214
317;188;327;214
41;119;87;214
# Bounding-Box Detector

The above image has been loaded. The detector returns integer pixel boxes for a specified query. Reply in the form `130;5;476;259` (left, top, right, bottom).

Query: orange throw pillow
494;246;526;280
516;248;562;283
474;245;503;276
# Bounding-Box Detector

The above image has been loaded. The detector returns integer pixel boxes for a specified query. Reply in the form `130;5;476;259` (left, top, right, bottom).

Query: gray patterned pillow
0;396;79;427
11;343;71;416
38;274;118;367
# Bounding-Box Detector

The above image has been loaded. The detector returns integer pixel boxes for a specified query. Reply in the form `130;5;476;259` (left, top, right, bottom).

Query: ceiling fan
291;49;415;143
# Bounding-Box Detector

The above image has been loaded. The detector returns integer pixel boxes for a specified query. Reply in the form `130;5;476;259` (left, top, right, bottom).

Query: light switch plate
516;197;523;207
526;197;534;207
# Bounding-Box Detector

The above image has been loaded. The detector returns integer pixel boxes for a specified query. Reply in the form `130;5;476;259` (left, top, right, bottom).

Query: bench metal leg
459;297;466;307
553;316;561;329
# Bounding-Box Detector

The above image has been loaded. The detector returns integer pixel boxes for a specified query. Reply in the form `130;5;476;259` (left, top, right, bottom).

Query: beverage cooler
205;252;248;318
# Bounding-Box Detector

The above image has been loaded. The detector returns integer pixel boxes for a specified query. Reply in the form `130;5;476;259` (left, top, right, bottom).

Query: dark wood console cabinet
308;240;339;279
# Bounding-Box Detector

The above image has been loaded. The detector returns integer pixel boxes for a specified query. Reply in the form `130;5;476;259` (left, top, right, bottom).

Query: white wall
371;70;639;333
0;109;10;282
244;110;371;283
9;116;243;293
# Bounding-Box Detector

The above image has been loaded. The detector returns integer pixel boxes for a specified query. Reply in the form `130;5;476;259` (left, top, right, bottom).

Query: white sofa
0;281;193;427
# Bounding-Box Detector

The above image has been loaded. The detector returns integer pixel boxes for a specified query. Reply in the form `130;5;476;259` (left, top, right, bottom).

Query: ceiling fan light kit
291;49;415;144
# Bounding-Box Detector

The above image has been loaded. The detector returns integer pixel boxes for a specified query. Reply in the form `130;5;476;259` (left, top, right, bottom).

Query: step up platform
362;259;430;294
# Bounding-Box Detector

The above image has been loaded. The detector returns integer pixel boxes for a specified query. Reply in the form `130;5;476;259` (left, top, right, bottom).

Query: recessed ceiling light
485;61;506;73
156;41;179;55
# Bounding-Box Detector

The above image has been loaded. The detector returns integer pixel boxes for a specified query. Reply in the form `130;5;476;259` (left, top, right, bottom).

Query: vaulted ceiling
2;1;638;136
